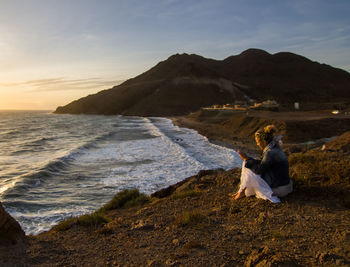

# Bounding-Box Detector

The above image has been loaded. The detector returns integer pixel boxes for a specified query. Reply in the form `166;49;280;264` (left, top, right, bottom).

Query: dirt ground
3;110;350;266
172;109;350;155
26;168;350;266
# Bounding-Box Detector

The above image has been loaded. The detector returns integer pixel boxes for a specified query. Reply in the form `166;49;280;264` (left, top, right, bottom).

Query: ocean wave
3;151;81;197
147;117;240;170
143;117;205;168
1;113;241;235
7;207;91;235
2;126;132;197
0;129;23;138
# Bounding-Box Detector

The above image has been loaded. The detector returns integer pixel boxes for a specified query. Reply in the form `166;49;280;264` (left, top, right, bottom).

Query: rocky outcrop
0;202;27;266
150;169;225;198
0;202;25;245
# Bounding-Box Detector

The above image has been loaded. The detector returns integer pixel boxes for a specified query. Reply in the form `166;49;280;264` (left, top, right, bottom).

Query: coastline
2;112;350;266
2;113;243;236
170;115;260;157
171;109;350;155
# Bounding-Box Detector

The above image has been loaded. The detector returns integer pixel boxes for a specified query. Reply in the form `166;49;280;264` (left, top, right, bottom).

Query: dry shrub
289;150;350;186
171;190;201;200
175;210;208;227
96;226;115;236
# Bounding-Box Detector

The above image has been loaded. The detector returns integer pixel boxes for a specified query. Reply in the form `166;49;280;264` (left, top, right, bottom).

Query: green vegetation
76;213;110;227
54;189;149;232
53;212;109;232
175;210;208;228
98;189;150;213
53;217;76;232
172;190;201;200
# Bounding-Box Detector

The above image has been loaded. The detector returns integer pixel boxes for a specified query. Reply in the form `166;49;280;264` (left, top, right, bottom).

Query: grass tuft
76;212;109;227
98;189;150;213
53;189;148;232
53;217;76;232
53;212;109;232
175;210;208;227
172;190;201;200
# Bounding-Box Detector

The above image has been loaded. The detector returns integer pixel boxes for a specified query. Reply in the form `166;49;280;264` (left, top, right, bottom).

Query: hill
54;49;350;116
3;110;350;266
26;130;350;266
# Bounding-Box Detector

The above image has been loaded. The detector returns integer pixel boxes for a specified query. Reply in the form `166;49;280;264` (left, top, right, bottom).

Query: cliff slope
20;114;350;266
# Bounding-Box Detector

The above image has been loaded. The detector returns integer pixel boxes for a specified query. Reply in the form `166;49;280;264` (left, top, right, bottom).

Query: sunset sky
0;0;349;110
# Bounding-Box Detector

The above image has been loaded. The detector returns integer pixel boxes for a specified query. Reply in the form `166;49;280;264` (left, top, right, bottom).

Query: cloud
0;77;125;92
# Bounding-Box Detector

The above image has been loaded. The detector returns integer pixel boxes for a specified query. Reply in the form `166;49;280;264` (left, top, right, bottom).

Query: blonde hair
255;125;278;144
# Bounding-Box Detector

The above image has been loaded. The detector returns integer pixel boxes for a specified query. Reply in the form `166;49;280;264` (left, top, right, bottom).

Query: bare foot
229;189;246;200
234;191;246;200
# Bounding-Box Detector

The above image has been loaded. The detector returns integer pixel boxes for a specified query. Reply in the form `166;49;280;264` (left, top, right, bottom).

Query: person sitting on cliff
231;125;293;203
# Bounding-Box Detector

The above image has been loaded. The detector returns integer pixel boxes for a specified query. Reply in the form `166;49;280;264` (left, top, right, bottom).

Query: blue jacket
245;136;290;188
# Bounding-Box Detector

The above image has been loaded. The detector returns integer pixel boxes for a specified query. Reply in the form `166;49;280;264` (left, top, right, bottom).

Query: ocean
0;110;241;235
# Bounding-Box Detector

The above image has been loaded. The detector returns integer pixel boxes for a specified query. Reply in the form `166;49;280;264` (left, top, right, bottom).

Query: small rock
165;258;177;266
239;250;245;255
0;201;26;245
336;259;345;265
131;220;154;231
172;239;179;246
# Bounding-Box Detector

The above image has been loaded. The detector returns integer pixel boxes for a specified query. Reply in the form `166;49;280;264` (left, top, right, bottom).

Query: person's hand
238;150;248;161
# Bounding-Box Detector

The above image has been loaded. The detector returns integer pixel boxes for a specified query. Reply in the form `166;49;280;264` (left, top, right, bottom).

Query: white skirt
238;162;281;203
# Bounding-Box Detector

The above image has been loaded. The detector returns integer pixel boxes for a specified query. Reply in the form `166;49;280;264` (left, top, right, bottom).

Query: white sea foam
80;117;241;194
0;113;241;235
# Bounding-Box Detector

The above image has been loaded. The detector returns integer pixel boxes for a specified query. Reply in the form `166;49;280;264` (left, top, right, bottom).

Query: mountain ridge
55;49;350;116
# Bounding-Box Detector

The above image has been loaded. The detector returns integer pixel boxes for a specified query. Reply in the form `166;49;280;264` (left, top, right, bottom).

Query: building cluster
204;100;280;111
